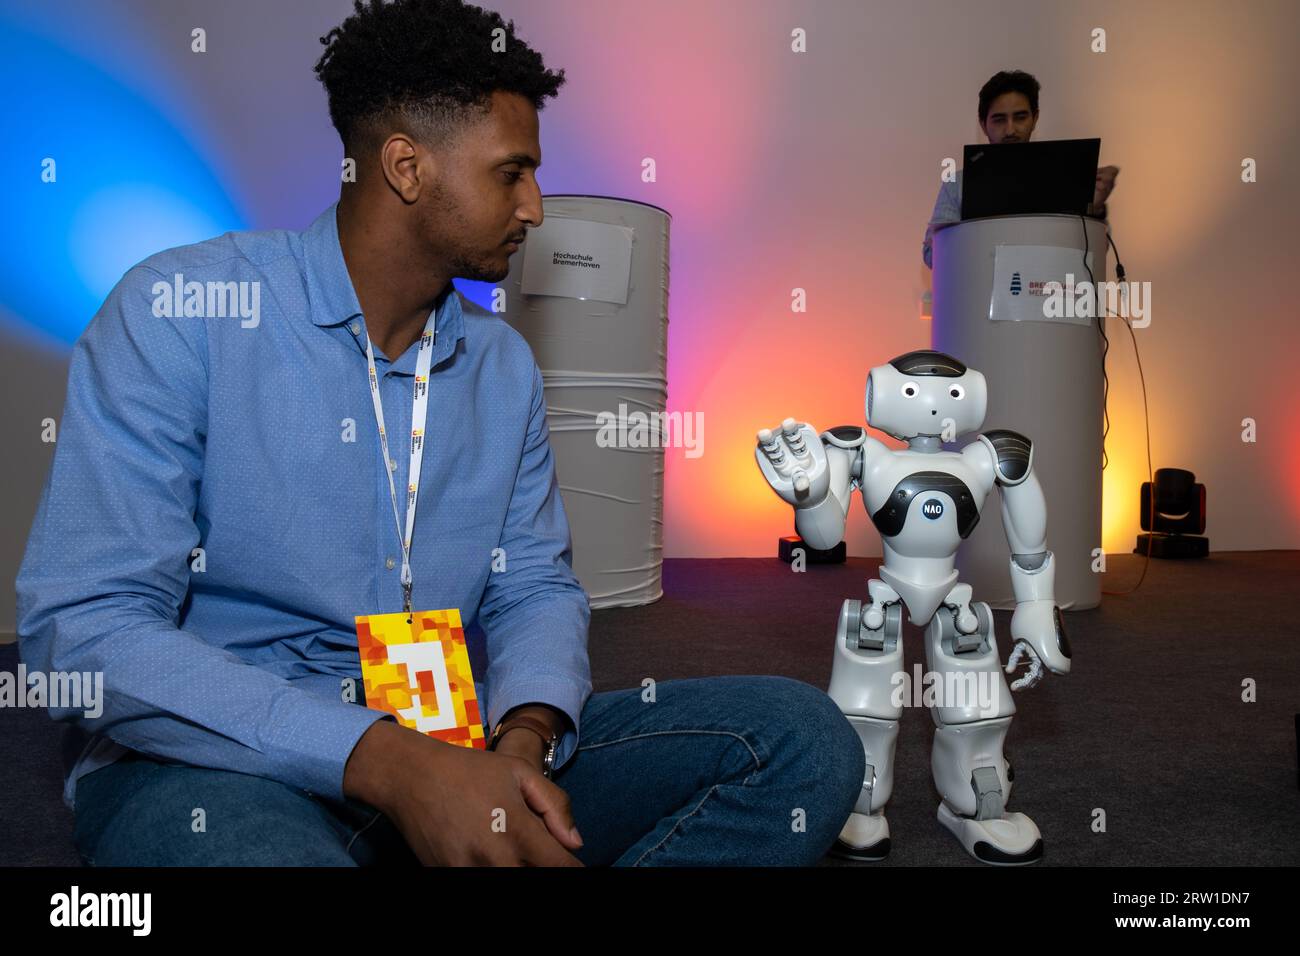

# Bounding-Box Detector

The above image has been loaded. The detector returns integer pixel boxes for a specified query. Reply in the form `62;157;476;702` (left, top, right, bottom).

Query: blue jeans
72;675;865;866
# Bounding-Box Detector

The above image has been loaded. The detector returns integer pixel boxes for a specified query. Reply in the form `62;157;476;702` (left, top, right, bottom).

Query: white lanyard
363;312;436;614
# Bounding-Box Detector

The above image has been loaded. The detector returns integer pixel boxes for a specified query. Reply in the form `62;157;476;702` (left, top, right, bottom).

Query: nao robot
754;350;1071;865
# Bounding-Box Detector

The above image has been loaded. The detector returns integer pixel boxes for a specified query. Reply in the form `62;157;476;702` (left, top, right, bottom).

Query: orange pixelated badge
354;608;486;749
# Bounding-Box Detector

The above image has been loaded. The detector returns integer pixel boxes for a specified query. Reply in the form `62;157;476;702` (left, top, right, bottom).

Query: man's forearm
19;611;387;801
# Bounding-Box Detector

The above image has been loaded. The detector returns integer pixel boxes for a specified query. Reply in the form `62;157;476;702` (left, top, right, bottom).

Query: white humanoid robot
754;349;1071;865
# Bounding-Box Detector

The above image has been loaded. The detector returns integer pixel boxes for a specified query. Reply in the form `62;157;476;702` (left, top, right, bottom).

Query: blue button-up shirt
922;171;963;269
15;203;592;810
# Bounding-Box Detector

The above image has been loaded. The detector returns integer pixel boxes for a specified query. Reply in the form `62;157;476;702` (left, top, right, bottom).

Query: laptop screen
960;138;1101;219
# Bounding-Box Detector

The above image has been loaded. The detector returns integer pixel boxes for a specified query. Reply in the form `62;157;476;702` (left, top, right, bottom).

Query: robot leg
941;582;980;635
924;601;1044;865
826;588;904;861
862;579;901;630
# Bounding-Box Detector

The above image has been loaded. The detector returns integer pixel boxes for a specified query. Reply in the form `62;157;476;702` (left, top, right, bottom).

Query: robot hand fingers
783;420;828;471
780;418;811;457
756;426;792;467
758;419;815;458
1005;640;1044;691
756;421;829;502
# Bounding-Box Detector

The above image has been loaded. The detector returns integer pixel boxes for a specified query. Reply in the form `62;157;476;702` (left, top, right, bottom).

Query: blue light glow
1;18;244;346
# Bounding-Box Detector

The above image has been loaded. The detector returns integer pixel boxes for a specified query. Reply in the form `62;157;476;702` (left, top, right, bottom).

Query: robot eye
900;382;919;398
949;384;965;400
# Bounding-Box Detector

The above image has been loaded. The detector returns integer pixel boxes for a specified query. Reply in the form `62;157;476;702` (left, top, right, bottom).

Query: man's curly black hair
314;0;565;161
977;70;1040;125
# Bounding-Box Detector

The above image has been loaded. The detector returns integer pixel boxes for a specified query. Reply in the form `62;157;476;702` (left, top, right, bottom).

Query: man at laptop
922;70;1119;268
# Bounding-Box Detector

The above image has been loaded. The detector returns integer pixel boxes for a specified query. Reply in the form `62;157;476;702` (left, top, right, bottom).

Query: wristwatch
488;713;559;779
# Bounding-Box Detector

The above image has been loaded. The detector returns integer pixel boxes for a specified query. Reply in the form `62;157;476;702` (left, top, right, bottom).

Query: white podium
931;214;1107;610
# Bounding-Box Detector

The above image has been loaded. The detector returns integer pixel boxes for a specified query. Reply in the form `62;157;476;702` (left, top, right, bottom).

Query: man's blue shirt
922;170;963;269
15;203;592;809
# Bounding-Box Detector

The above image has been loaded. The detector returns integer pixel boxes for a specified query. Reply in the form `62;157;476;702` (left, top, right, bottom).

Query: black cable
1083;218;1151;595
1105;308;1155;595
1102;231;1127;471
1079;215;1110;470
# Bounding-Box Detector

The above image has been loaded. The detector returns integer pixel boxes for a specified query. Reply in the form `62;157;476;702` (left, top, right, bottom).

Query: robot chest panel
863;459;984;544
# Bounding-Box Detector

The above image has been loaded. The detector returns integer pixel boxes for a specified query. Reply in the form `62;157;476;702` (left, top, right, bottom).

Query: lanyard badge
354;607;486;748
364;313;436;615
354;311;484;748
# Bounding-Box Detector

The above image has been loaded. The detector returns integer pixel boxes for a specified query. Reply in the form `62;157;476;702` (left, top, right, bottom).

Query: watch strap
489;714;557;752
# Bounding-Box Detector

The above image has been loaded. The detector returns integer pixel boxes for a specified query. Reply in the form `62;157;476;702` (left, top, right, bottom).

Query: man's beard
452;250;511;283
422;186;510;283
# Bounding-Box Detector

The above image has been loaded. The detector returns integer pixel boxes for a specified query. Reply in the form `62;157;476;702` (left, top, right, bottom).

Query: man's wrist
499;703;569;739
490;703;568;774
343;717;404;810
494;726;547;766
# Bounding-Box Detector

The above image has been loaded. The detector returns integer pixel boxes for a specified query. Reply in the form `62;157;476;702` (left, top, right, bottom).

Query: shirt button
349;321;360;335
385;557;396;570
388;458;397;471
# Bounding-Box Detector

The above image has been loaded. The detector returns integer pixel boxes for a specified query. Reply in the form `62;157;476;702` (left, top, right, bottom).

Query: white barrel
501;196;670;608
931;214;1106;610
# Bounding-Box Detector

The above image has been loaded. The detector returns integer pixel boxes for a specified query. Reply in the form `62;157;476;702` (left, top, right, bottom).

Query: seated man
15;0;863;867
922;69;1119;268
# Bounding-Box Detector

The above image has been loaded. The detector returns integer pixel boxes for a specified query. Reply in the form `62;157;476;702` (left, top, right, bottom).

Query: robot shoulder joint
821;425;866;486
979;428;1033;486
820;424;866;449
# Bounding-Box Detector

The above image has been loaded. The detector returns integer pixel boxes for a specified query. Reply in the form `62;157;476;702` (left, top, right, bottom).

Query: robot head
865;350;986;442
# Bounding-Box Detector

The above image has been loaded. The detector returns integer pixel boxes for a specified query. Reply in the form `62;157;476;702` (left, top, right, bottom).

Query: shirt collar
302;201;467;355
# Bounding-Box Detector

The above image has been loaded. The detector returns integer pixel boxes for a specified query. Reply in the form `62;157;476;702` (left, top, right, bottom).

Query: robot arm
980;429;1048;568
755;419;863;551
976;430;1072;685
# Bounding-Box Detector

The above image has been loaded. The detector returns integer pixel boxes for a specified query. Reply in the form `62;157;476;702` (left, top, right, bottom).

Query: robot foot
829;811;891;862
937;802;1042;866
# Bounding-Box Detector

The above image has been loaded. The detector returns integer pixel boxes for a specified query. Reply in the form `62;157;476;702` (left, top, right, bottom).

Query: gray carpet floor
3;551;1297;866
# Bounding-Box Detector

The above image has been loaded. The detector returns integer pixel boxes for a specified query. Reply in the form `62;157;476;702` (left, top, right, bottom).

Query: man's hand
343;720;584;866
1088;164;1120;215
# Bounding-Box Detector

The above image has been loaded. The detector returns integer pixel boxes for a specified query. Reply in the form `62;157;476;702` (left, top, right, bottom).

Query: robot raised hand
755;418;831;507
756;417;863;554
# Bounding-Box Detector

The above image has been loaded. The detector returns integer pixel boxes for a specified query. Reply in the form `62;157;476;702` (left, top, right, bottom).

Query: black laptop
960;138;1100;219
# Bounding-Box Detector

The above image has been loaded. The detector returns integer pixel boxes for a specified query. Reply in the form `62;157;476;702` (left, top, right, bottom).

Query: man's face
981;92;1037;144
417;90;543;283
